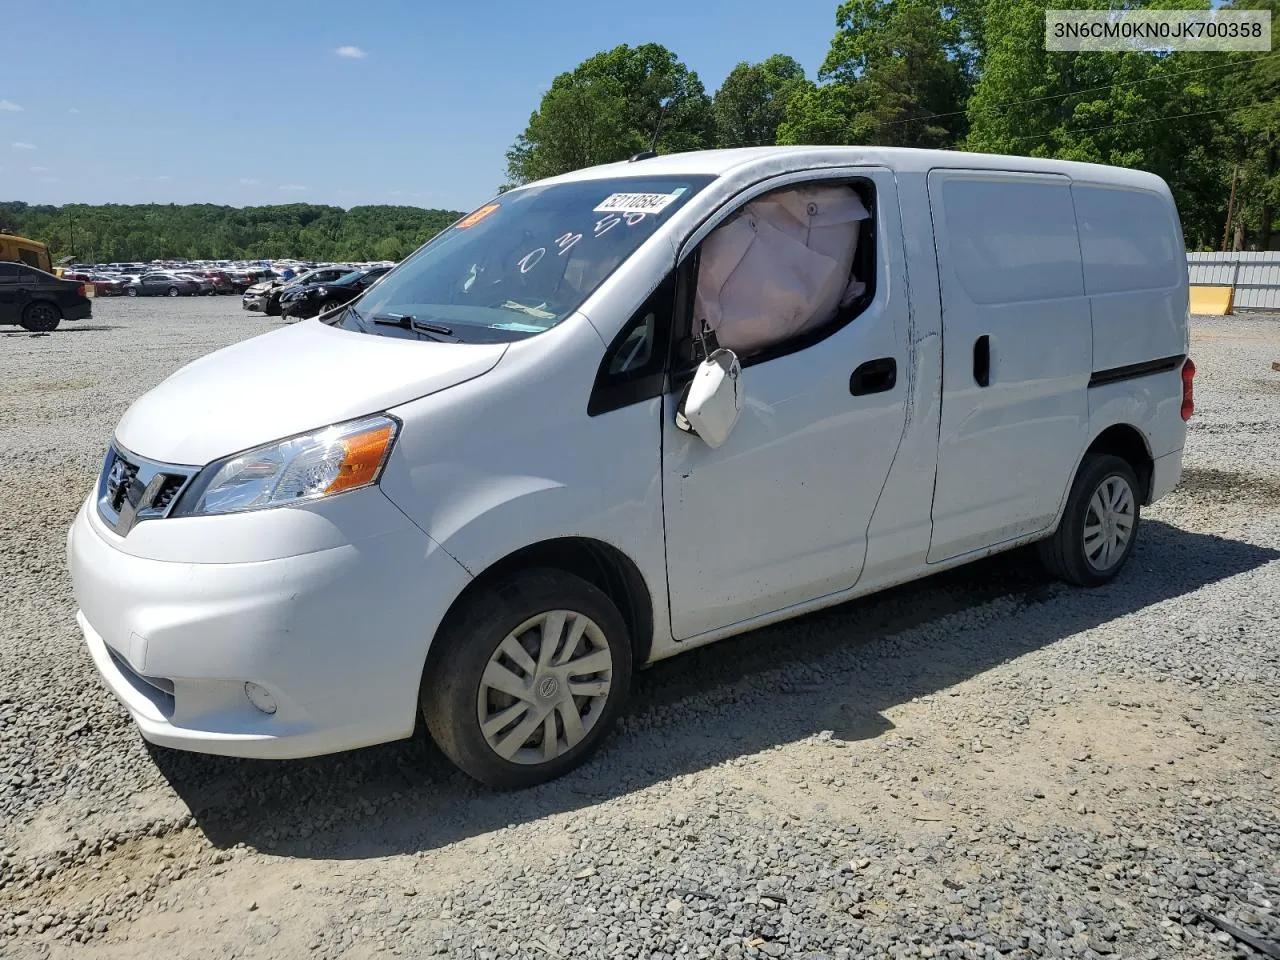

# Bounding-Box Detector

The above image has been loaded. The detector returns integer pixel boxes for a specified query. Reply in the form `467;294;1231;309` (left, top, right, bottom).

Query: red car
64;271;128;297
195;270;238;294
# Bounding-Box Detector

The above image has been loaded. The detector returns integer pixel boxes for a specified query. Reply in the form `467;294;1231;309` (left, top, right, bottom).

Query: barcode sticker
593;192;680;215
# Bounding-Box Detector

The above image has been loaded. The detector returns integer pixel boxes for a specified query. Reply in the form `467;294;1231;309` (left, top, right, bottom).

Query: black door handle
849;357;897;396
973;335;990;387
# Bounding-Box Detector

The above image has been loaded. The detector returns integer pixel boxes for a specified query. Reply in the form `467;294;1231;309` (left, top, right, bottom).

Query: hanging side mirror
675;348;744;448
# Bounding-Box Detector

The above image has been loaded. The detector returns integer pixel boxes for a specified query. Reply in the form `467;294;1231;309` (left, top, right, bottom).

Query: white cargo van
68;147;1194;787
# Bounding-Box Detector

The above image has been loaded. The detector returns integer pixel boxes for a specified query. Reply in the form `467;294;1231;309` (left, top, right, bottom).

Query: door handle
849;357;897;396
973;335;991;387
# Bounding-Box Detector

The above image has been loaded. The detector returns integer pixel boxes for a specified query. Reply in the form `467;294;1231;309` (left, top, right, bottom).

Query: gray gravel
1;301;1278;959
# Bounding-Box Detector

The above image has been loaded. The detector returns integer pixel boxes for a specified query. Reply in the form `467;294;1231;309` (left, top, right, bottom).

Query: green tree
0;202;463;262
1221;0;1279;248
779;0;973;148
504;43;715;186
713;55;809;147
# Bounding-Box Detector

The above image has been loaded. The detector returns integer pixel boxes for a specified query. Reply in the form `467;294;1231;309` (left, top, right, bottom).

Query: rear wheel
126;287;138;297
421;568;632;789
20;301;61;332
1038;453;1141;586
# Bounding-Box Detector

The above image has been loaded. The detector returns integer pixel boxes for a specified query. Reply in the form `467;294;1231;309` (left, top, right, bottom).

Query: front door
662;169;910;640
926;170;1092;562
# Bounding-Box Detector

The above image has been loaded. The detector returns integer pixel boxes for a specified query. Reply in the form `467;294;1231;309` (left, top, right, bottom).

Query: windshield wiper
371;313;460;342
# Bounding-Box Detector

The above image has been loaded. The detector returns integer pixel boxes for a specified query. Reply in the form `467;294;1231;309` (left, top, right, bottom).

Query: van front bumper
67;496;468;759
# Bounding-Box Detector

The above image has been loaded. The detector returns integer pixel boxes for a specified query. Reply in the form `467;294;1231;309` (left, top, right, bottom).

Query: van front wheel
1039;454;1141;587
421;568;632;789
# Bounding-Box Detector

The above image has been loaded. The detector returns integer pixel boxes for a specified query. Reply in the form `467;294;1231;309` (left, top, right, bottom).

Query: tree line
0;202;463;264
505;0;1279;251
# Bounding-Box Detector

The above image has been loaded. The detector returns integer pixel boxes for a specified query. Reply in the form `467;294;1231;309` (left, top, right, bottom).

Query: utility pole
1222;164;1239;253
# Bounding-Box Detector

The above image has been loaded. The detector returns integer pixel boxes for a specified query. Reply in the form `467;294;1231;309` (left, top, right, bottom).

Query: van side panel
1071;183;1189;374
925;171;1092;563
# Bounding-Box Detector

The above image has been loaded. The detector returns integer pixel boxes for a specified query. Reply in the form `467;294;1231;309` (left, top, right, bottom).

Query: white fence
1186;252;1280;312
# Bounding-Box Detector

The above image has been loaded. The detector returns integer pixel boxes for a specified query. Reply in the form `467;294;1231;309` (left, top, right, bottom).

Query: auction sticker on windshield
456;203;500;229
594;191;684;215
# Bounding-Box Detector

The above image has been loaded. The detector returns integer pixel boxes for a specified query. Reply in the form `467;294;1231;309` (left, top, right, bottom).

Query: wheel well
1085;424;1153;502
447;538;655;666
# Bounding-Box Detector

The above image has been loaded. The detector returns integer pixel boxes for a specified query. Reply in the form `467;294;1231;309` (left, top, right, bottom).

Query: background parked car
63;271;128;297
174;273;218;296
279;266;392;320
242;266;352;316
124;273;201;297
0;262;92;331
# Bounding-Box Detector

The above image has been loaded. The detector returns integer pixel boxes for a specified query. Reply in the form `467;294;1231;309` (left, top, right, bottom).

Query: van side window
587;272;676;417
1073;186;1179;294
941;178;1083;304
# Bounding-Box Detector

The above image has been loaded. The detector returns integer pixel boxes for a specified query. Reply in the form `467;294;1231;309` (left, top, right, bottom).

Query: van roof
536;145;1171;195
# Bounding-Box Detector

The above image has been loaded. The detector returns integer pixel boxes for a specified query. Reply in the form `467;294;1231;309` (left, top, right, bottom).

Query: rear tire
1038;453;1141;587
20;301;62;332
421;568;632;789
126;287;138;297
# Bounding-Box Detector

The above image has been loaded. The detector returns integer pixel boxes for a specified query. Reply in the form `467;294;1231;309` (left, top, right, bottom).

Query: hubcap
477;610;613;766
1083;474;1135;571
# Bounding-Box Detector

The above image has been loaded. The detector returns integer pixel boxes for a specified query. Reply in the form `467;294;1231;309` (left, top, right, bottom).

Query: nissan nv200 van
68;147;1193;787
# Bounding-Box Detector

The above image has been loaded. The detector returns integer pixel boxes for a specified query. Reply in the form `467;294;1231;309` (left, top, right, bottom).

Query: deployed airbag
695;185;870;355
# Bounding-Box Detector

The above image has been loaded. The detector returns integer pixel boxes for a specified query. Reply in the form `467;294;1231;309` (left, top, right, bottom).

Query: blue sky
1;0;838;212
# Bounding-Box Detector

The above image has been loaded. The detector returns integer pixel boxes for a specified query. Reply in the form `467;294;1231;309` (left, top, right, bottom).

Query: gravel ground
1;299;1278;960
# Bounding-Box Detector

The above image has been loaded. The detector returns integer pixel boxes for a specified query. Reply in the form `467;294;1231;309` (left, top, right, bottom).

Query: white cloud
29;165;48;172
40;177;58;183
12;141;36;150
156;175;171;181
335;45;367;59
0;100;22;112
69;107;80;115
388;189;403;196
278;183;307;191
238;177;260;185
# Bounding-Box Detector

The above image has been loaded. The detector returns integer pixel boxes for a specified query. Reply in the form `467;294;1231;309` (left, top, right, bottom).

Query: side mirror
676;348;744;448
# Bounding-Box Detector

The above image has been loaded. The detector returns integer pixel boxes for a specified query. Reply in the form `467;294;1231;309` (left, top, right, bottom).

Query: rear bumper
1149;447;1183;504
65;301;92;321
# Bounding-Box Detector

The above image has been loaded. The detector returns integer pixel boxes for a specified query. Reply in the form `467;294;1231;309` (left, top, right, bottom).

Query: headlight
312;287;327;297
173;414;399;517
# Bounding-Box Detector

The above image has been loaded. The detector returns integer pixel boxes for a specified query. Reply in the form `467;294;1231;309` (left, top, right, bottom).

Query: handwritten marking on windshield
555;232;583;256
517;247;546;274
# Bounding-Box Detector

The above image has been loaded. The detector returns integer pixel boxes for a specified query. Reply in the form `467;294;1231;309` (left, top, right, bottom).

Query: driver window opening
679;179;876;369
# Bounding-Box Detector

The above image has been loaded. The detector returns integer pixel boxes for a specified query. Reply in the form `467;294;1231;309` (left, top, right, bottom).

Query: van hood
116;319;507;466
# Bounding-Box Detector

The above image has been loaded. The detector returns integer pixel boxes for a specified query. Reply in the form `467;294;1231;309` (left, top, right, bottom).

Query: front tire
20;301;62;332
1038;453;1141;586
421;568;632;789
126;287;138;297
167;286;180;297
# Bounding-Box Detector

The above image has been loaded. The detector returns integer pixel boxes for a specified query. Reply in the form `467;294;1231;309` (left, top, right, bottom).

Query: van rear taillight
1181;357;1196;421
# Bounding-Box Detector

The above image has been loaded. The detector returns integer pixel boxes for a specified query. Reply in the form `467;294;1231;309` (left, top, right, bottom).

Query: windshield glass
328;174;713;343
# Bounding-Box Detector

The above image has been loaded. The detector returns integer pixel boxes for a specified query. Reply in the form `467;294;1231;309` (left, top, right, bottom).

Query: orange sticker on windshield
456;203;500;229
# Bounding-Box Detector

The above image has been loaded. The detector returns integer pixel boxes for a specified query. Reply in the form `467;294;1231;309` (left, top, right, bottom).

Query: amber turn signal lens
325;424;395;494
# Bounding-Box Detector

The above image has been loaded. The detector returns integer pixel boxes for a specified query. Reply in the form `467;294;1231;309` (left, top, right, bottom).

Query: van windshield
327;174;714;344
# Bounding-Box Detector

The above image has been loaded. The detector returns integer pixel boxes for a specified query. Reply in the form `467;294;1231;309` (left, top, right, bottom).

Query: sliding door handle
850;357;897;396
973;335;991;387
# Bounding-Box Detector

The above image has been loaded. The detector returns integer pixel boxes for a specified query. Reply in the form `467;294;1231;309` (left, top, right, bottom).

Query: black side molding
1088;354;1186;388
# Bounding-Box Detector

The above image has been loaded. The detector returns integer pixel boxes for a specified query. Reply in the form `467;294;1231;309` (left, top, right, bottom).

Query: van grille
96;445;199;536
